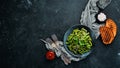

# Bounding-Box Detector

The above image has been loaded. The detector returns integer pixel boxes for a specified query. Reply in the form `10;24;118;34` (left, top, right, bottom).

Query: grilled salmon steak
106;18;117;37
99;26;114;44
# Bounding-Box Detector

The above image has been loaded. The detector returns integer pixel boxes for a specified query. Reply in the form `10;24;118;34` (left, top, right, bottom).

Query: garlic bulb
97;12;107;22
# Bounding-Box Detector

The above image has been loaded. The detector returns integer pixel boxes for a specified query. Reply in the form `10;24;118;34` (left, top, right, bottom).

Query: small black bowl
63;24;96;58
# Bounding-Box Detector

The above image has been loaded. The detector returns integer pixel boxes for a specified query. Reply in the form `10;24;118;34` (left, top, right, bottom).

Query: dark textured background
0;0;120;68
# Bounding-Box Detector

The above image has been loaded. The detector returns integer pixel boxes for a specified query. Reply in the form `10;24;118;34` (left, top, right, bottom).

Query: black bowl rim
63;24;96;58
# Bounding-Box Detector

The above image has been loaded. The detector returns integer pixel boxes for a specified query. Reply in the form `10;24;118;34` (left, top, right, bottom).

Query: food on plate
66;28;92;55
106;18;117;37
46;50;55;60
99;26;114;44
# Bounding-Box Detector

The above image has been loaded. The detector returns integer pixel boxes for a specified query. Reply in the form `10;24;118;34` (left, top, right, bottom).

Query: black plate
63;24;96;58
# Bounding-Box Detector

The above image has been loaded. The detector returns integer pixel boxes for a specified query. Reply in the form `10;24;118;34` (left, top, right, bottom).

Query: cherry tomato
46;51;55;60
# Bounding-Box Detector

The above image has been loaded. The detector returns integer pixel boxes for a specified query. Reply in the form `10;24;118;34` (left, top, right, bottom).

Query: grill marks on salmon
100;26;114;44
106;19;117;37
99;19;117;45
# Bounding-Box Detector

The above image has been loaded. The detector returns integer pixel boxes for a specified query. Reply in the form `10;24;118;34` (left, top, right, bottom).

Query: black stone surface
0;0;120;68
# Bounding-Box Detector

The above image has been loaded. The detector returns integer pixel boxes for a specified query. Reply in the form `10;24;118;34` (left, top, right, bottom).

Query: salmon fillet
106;19;117;37
99;26;114;44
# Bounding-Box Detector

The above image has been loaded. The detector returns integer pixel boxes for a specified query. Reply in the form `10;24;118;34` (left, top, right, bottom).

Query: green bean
66;28;92;55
